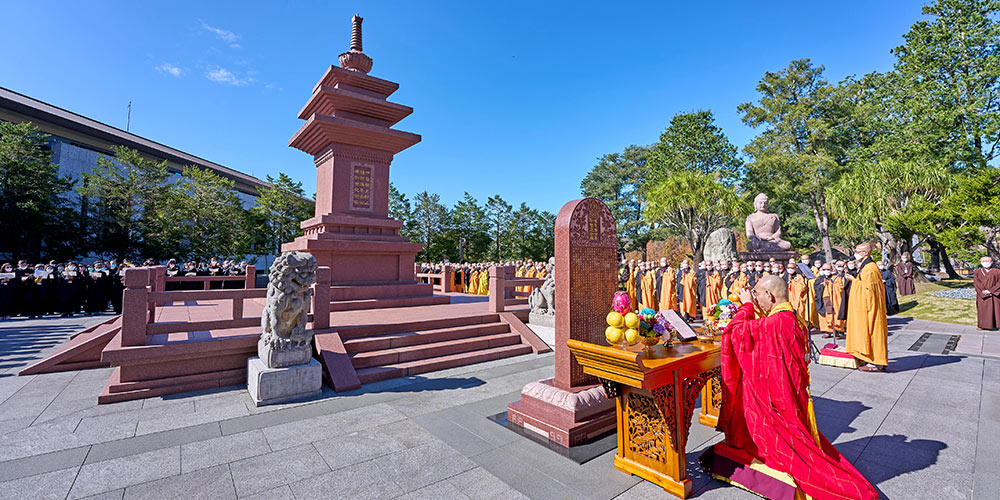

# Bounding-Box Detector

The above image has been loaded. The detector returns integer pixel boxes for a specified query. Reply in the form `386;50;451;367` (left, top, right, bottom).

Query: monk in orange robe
524;263;537;294
705;267;724;310
814;263;846;338
708;276;877;500
846;244;889;371
641;263;657;311
657;258;678;312
625;260;638;312
786;265;810;326
678;263;698;321
467;269;479;294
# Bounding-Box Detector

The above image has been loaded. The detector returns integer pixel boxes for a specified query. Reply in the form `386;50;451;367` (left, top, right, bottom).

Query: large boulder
704;228;738;262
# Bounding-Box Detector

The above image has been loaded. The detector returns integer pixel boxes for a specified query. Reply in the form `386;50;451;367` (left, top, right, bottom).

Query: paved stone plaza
0;314;996;499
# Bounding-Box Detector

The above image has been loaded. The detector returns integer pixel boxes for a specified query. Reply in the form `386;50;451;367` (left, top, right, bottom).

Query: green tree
252;173;314;264
939;167;1000;260
739;59;849;263
388;183;418;242
412;191;448;260
484;195;512;261
645;111;747;264
157;166;249;260
580;145;651;255
78;146;169;259
447;192;490;261
0;121;77;262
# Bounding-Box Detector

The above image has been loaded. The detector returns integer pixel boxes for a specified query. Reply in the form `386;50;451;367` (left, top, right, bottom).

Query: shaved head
753;274;789;312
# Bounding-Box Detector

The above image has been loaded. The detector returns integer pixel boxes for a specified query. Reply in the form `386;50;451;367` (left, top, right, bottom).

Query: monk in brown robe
975;256;1000;331
846;243;889;372
897;252;916;296
814;263;846;339
625;260;638;312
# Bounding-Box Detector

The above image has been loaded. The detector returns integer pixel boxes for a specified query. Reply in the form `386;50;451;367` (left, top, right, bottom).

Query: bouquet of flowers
636;307;674;353
706;299;740;331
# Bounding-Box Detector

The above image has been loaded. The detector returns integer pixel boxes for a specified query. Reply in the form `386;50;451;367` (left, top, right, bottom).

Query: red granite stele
506;198;618;446
281;14;447;310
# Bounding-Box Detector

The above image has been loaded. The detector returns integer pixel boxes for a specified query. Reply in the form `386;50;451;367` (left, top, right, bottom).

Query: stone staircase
334;314;533;384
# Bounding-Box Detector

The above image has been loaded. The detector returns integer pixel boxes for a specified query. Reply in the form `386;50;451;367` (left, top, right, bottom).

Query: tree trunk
933;240;961;279
809;193;833;263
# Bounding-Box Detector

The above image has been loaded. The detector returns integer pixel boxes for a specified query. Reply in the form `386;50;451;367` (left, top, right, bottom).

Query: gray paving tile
0;444;89;482
135;401;248;435
123;464;236;500
0;466;78;500
79;489;125;500
398;480;469;500
85;422;221;464
413;411;497;457
471;446;582;500
289;461;405;500
261;402;406;451
68;447;181;499
373;440;477;492
237;484;295;500
229;443;329;497
447;467;529;500
180;429;270;473
312;419;432;471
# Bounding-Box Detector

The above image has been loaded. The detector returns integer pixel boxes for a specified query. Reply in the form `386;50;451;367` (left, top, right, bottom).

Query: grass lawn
896;278;977;326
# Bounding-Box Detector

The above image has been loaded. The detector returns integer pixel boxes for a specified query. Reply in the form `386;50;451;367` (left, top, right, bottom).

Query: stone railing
488;265;545;313
161;265;256;290
415;264;454;292
119;265;331;347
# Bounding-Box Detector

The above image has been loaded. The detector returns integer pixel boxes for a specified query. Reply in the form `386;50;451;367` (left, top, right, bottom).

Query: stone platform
0;314;995;499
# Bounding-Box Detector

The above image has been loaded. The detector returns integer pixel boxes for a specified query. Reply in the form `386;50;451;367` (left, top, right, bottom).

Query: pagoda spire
339;14;373;74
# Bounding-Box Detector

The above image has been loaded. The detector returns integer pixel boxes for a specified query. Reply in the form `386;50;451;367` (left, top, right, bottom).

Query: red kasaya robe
719;302;877;500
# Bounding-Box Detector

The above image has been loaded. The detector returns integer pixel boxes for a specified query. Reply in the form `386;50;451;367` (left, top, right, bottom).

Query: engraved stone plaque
350;163;372;210
554;198;618;390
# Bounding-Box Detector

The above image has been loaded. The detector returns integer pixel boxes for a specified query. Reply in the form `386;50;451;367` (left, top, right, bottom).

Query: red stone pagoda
283;14;448;310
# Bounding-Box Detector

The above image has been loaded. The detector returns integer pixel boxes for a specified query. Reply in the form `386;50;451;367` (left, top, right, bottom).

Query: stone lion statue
259;251;318;368
529;257;556;316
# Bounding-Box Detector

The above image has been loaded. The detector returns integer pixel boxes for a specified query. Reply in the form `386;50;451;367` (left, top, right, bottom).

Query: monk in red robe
975;256;1000;330
709;275;877;500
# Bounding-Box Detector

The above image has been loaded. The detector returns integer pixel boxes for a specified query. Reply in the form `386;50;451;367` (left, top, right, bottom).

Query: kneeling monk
706;275;876;500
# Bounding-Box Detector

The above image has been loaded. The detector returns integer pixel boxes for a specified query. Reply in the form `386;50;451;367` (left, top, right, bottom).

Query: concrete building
0;86;274;209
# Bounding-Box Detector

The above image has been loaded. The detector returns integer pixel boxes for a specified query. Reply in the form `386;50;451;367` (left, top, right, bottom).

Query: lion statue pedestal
248;252;323;407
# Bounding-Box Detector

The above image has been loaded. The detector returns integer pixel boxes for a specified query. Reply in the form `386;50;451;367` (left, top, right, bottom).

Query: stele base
247;357;322;407
506;378;616;447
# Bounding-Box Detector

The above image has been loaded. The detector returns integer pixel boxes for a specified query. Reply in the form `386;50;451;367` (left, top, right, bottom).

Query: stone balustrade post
245;265;256;289
148;266;165;322
312;266;331;330
442;265;453;292
121;268;150;347
488;265;505;313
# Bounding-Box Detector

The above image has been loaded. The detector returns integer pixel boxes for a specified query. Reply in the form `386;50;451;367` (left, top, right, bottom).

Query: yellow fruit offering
624;328;640;345
624;312;640;329
606;311;624;328
605;326;624;344
728;293;741;303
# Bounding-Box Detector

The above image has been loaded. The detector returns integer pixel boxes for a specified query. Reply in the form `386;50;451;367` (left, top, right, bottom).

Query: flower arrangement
706;298;740;331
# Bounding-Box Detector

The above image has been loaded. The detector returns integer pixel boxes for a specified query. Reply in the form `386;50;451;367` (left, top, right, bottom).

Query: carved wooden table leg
698;368;722;428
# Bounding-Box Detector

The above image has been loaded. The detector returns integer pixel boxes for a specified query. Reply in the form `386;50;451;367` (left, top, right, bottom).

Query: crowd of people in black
0;258;251;320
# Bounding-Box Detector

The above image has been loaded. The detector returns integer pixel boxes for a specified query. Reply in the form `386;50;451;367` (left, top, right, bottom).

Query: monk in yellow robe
625;260;637;312
478;267;489;295
657;258;677;312
641;264;657;311
846;243;889;371
468;269;479;294
678;263;698;321
535;263;547;281
514;262;525;293
786;265;809;325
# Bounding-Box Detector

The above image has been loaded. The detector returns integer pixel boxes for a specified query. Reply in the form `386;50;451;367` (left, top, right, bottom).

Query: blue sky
1;0;924;214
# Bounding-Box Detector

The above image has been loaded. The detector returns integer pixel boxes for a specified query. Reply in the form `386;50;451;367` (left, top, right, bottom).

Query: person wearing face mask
845;243;889;372
877;261;899;315
696;262;708;312
625;260;638;313
814;263;846;339
726;264;749;293
974;256;1000;330
897;252;916;296
0;263;15;320
84;261;111;316
677;261;698;322
656;258;678;312
750;262;763;286
709;276;877;500
785;264;809;325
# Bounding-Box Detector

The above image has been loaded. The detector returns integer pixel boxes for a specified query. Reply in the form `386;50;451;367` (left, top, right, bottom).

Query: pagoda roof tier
298;86;413;125
289;113;421;156
312;65;399;97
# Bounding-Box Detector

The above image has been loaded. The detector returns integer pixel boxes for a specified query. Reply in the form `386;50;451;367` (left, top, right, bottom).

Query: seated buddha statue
745;193;792;252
